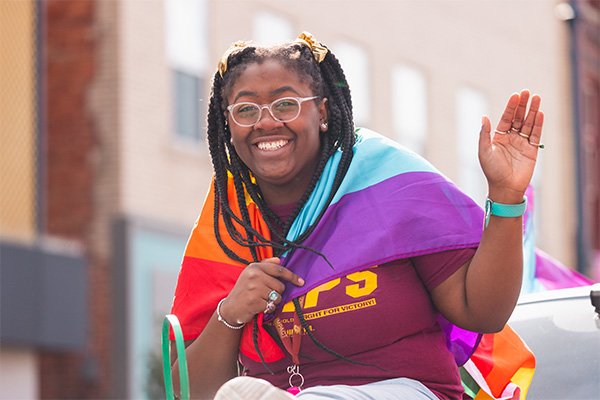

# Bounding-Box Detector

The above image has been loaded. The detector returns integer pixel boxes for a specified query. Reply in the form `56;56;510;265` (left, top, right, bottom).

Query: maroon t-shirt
239;203;476;400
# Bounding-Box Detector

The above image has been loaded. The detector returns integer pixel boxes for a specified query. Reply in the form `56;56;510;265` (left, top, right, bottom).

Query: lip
251;135;293;152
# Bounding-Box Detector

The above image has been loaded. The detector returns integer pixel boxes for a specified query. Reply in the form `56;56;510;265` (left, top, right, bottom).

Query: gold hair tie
294;31;328;63
218;40;250;77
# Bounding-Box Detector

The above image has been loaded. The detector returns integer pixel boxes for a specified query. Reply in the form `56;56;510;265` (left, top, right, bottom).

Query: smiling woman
167;32;545;400
225;60;326;206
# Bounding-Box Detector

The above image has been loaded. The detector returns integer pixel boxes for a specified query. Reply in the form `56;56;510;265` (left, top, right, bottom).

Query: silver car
508;284;600;399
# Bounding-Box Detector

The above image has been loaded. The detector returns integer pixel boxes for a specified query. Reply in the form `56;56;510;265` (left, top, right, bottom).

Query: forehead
228;59;311;101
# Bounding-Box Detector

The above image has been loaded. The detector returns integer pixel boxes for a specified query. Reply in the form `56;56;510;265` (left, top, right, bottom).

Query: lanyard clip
286;364;304;394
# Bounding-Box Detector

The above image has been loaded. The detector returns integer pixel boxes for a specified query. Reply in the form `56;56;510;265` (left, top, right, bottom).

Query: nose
254;105;283;130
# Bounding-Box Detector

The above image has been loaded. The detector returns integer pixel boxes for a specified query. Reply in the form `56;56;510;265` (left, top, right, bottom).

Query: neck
259;181;307;207
258;173;315;207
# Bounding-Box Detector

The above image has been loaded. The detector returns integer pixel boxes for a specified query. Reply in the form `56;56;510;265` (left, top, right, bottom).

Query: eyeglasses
226;96;319;127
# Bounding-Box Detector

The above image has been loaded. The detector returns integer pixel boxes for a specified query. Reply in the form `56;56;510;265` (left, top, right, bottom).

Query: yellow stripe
512;367;535;400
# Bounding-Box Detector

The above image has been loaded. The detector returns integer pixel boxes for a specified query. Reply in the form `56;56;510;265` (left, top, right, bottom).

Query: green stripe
460;366;481;399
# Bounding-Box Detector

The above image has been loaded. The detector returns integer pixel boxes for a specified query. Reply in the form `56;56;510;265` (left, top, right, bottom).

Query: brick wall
41;1;112;398
45;0;95;239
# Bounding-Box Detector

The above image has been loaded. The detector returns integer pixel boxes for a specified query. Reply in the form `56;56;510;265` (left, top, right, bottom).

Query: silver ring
264;300;276;314
517;132;530;139
529;141;545;149
510;127;522;134
268;290;279;302
494;129;509;135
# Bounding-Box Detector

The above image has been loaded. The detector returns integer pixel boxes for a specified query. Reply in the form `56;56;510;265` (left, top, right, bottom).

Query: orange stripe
185;178;273;263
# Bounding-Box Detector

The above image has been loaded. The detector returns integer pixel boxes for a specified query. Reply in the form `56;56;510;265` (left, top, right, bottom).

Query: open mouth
255;139;290;151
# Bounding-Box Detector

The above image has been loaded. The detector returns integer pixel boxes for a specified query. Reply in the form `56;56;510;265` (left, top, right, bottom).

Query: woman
170;32;544;400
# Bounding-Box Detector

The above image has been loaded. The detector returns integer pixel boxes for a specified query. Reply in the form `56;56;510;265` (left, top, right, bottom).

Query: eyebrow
233;86;301;102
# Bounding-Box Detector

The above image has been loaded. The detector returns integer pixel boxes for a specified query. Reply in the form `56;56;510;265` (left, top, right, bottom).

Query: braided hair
206;40;366;370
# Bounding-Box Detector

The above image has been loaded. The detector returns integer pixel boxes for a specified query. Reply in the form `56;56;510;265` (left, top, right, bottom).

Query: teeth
256;140;289;151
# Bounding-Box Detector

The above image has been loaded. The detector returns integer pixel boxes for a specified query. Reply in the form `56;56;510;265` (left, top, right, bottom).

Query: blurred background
0;0;598;399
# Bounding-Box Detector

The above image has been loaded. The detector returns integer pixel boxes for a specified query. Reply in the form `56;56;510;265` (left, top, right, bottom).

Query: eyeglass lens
232;98;301;126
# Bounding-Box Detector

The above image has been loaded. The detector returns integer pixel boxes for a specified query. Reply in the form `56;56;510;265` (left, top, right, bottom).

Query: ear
319;97;329;131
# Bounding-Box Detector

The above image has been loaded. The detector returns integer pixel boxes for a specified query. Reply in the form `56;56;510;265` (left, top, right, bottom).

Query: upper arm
411;249;474;329
430;260;472;329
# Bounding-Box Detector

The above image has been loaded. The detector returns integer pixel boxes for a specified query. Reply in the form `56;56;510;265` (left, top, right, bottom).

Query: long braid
206;41;365;372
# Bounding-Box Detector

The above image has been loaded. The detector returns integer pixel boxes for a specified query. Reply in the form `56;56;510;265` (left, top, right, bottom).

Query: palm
479;90;544;198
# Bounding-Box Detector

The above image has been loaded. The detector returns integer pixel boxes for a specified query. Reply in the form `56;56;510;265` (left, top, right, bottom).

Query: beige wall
210;0;577;267
119;0;213;230
0;0;36;242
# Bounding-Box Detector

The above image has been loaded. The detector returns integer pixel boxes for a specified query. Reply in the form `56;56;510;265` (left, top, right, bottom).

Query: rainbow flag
171;128;534;394
461;325;535;400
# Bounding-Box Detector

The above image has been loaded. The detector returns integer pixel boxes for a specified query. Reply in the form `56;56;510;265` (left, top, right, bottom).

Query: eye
273;98;299;112
235;103;258;115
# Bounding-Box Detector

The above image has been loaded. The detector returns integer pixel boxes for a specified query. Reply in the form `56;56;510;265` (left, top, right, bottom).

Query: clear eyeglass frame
226;96;319;127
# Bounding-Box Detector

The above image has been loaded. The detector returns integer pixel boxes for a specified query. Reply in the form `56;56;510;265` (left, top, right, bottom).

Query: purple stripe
279;171;483;302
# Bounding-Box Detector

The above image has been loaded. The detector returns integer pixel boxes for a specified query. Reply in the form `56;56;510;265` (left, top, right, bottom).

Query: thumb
479;115;492;153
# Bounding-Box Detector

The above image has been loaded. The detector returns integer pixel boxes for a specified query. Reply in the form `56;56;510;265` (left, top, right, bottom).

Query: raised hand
219;257;305;325
478;89;544;203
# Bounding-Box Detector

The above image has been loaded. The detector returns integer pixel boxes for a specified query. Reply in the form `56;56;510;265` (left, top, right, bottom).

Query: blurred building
1;0;598;399
1;1;89;399
570;0;600;281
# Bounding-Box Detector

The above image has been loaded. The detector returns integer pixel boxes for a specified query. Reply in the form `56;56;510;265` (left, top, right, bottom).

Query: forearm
435;90;542;333
464;189;524;331
172;312;242;400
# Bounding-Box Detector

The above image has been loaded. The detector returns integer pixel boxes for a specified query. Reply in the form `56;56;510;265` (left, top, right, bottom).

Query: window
391;65;427;154
253;12;293;45
174;71;200;140
332;42;370;126
456;87;488;203
165;0;207;143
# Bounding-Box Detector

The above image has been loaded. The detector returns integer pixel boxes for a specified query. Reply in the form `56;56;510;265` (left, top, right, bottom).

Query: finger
497;93;520;132
512;89;530;130
479;115;492;149
262;257;280;264
262;276;286;299
262;263;305;286
520;94;541;135
479;116;493;168
528;110;544;146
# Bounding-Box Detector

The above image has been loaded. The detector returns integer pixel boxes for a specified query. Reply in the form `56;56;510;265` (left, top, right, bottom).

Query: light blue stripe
286;150;340;243
330;129;438;204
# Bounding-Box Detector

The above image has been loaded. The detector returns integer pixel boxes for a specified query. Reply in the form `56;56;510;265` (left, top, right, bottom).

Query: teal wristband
484;196;527;227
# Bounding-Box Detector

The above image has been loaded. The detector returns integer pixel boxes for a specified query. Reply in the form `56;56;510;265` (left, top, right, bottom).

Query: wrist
487;187;525;204
216;298;245;329
484;196;527;228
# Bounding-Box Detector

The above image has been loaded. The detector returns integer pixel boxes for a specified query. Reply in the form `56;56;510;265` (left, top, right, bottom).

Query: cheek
228;131;252;162
305;131;323;160
229;126;248;145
